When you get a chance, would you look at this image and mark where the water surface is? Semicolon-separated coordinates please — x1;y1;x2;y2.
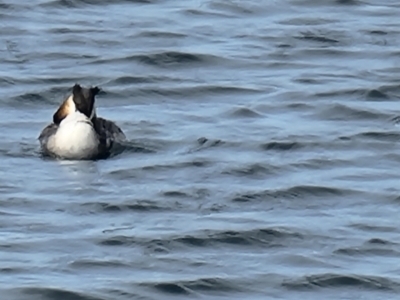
1;0;400;299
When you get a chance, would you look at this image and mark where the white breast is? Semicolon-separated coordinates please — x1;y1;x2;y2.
48;112;100;160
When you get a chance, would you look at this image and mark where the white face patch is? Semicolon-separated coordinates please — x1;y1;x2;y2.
53;91;97;124
64;95;77;114
53;95;77;124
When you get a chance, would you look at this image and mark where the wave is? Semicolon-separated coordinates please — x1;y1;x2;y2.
141;276;244;295
314;103;390;121
283;273;398;291
232;185;361;203
226;107;263;118
339;131;400;142
80;199;168;213
296;31;340;44
10;287;106;300
261;141;304;151
98;227;303;249
313;88;393;101
41;0;154;8
222;163;278;178
89;51;223;68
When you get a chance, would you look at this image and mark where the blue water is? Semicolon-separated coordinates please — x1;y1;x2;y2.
1;0;400;299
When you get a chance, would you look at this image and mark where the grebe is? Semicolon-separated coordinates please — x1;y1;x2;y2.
38;84;125;160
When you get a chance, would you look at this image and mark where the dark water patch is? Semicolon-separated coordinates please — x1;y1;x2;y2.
261;141;304;151
175;229;292;247
145;277;244;295
390;194;400;204
334;245;399;257
313;88;366;99
0;142;40;159
105;142;138;160
106;75;163;85
374;83;400;96
296;31;341;44
284;102;314;112
340;131;400;143
0;77;16;87
0;267;25;274
104;289;146;300
316;104;388;121
126;85;262;100
41;0;153;8
98;235;183;253
276;43;293;49
139;159;213;172
136;30;187;38
197;137;221;146
47;27;107;34
361;131;400;142
227;107;263;118
104;75;201;88
118;140;159;154
293;77;325;85
152;282;191;295
349;223;398;233
162;188;210;200
367;238;395;245
314;86;396;101
391;115;400;125
192;137;224;150
366;89;389;100
339;247;399;256
19;287;106;300
0;3;13;9
232;185;359;203
10;93;51;106
283;273;397;291
91;51;221;68
100;227;302;249
279;17;337;26
31;52;99;61
99;236;134;247
208;1;263;16
162;190;190;198
183;8;235;19
369;30;388;35
69;258;130;269
137;51;208;67
188;85;261;96
290;157;352;171
336;0;361;5
222;163;278;179
293;0;362;8
174;228;302;248
81;200;167;213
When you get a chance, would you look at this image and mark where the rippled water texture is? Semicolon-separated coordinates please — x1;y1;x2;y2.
1;0;400;299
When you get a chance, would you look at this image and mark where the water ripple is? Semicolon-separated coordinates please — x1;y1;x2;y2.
2;0;400;299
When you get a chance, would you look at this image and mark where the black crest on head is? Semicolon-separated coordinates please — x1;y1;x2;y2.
72;83;100;119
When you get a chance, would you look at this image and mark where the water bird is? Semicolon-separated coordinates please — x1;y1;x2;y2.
38;84;126;160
